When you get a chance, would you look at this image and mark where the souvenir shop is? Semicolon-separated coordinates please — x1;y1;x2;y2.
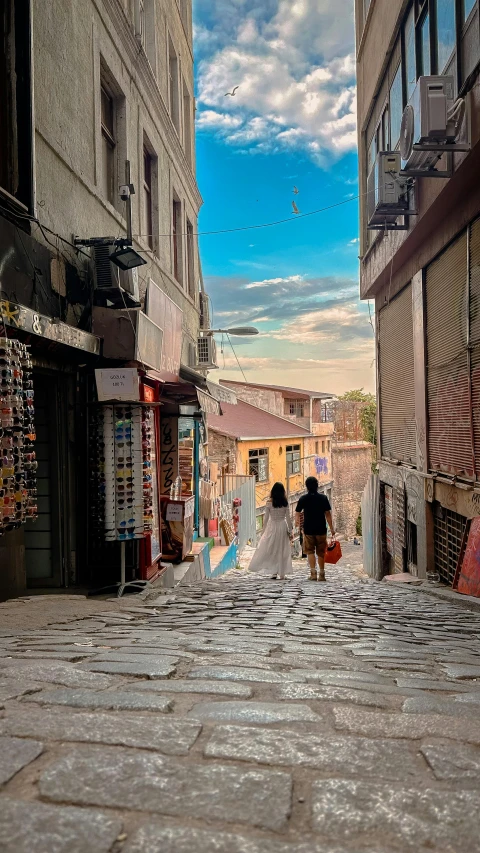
86;363;222;593
0;307;101;601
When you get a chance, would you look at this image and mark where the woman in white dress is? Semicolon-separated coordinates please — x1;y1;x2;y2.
249;482;293;579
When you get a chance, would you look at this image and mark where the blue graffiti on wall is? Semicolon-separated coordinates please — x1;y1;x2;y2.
314;456;329;475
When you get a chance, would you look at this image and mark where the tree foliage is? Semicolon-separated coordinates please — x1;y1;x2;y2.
338;388;377;446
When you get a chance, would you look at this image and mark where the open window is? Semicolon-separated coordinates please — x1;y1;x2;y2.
172;195;183;285
168;38;180;134
249;448;268;482
186;217;195;300
286;445;301;476
0;0;33;213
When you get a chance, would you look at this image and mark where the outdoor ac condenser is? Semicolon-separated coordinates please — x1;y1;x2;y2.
400;75;457;173
93;245;140;308
367;152;410;228
196;335;218;370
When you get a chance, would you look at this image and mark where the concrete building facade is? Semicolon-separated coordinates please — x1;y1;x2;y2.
356;0;480;580
0;0;209;599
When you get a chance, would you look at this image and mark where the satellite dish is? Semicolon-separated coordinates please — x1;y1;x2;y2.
400;104;415;162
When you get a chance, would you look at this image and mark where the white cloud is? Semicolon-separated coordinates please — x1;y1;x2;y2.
269;302;371;345
348;237;359;245
195;110;244;130
196;0;356;162
245;274;304;289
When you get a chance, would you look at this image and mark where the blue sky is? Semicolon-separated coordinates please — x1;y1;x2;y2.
193;0;375;394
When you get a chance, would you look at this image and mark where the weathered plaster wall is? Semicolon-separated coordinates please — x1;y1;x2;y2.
33;0;201;352
333;443;374;539
208;430;237;473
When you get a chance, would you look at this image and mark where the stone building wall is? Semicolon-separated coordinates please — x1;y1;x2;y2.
221;384;284;418
208;430;237;473
332;443;374;539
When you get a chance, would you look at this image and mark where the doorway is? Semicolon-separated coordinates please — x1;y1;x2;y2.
24;371;71;587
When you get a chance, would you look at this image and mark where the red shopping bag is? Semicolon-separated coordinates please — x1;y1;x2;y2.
324;540;342;564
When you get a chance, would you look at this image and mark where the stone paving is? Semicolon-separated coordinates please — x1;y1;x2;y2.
2;553;480;851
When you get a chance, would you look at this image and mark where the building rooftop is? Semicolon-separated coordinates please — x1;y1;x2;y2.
220;380;335;401
208;398;312;440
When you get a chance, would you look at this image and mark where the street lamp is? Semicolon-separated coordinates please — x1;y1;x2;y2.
209;327;259;336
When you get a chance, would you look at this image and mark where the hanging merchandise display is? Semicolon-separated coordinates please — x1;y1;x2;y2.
178;417;195;494
89;403;155;542
0;337;37;534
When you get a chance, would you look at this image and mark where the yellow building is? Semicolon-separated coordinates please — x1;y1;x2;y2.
208;397;334;531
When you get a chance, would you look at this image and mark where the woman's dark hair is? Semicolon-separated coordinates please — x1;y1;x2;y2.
305;476;318;493
270;481;288;508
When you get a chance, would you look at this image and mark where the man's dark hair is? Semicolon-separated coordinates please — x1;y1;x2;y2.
305;476;318;493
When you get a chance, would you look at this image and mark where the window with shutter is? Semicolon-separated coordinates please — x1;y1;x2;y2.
426;232;473;477
469;217;480;475
379;284;416;464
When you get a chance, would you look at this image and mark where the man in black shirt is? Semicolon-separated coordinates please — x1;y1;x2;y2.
295;477;335;581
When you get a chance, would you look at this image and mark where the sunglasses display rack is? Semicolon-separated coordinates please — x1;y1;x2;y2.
0;337;37;535
89;402;156;596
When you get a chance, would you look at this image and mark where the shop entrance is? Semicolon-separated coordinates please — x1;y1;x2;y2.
24;370;71;587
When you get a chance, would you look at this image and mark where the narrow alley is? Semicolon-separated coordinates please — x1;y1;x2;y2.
1;556;480;852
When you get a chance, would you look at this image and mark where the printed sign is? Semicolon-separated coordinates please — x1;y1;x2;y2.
160;416;179;494
95;369;140;401
166;503;184;522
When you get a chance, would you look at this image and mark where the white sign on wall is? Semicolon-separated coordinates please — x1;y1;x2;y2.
95;369;140;401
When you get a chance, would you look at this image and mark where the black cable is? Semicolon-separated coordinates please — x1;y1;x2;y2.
0;201;91;259
14;225;53;309
0;187;363;244
132;193;361;240
226;333;248;382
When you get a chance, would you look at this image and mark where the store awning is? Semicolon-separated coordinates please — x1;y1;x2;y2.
155;368;234;416
196;388;221;416
206;380;237;405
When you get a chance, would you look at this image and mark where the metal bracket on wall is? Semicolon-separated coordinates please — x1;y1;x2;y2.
400;150;455;179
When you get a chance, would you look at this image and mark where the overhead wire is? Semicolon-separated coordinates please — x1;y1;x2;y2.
0;189;367;261
131;193;361;240
226;332;248;382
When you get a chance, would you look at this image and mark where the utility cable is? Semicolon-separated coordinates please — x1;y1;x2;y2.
0;189;365;246
226;332;248;382
131;193;361;240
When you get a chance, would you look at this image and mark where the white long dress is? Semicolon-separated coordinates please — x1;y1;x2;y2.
249;503;293;578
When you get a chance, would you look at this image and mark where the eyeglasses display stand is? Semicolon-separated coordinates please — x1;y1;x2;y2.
0;337;37;535
89;402;156;597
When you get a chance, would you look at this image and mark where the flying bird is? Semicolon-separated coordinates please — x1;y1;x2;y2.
292;200;300;214
225;86;239;96
293;186;299;194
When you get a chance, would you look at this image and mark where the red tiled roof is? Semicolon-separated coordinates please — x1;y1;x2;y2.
220;380;335;400
208;398;311;440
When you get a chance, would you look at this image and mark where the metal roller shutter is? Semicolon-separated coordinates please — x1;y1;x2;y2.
470;217;480;477
379;285;416;464
426;232;474;478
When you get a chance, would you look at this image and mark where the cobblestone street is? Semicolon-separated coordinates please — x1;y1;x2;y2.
2;556;480;852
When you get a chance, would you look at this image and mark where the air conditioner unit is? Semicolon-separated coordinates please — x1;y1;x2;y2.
367;152;414;229
120;267;140;303
93;244;140;308
400;75;462;174
93;244;120;291
196;335;218;370
188;342;197;368
199;291;211;330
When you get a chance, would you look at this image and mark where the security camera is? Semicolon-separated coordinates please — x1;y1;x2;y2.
119;185;130;201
